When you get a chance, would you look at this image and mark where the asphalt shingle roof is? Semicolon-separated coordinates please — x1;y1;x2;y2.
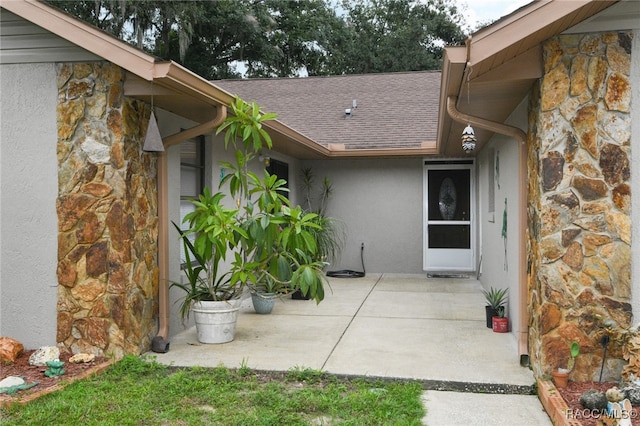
215;71;441;151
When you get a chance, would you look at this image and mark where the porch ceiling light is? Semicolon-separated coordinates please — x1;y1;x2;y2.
461;124;476;153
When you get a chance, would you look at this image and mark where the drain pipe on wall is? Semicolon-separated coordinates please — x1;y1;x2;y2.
446;96;529;359
151;106;228;353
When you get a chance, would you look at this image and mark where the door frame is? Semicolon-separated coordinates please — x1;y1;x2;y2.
423;159;476;272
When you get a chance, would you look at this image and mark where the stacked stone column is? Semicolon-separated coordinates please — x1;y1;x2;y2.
56;62;158;358
528;32;632;381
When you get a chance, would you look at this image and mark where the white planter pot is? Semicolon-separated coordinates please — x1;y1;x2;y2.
192;299;241;344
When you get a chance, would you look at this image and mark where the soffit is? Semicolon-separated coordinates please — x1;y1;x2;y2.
438;0;619;157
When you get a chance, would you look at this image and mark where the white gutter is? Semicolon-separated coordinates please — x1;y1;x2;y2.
446;96;529;359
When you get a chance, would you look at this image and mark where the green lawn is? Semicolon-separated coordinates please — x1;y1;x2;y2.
2;355;425;425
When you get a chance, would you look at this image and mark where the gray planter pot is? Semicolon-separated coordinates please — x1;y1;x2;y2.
251;292;277;314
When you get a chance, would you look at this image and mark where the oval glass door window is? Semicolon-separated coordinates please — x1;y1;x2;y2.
438;177;457;220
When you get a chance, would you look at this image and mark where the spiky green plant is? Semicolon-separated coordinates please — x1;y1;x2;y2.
481;287;508;310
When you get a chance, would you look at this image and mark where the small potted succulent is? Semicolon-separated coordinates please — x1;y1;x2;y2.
482;287;508;329
552;341;580;388
492;305;509;333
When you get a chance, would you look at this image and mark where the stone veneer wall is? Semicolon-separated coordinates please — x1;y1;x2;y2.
528;32;633;381
55;62;158;358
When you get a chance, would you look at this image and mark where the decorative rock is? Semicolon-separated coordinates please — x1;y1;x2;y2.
588;56;607;96
29;346;61;366
605;72;630;112
548;191;580;211
572;176;608;201
561;228;581;247
606;210;631;244
579;389;608;411
541;64;569;111
612;184;631;213
599;143;629;186
562;241;583;270
540;238;564;263
69;353;96;364
542;152;565;191
583;257;612;295
606;387;625;402
579;33;605;56
621;386;640;406
0;337;24;362
571;105;598;157
582;233;612;256
600;111;631;147
570;55;588;97
574;215;606;233
0;376;26;389
539;303;561;334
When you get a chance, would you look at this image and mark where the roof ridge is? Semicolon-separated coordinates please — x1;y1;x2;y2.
213;70;441;84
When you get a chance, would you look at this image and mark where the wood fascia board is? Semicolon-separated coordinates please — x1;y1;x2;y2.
264;120;331;158
2;0;156;77
437;47;466;155
152;62;235;106
468;0;593;70
325;146;439;158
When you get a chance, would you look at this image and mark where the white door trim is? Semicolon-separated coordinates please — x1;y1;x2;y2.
423;159;476;272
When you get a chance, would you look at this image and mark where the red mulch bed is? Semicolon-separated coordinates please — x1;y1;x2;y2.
1;350;112;407
557;381;639;426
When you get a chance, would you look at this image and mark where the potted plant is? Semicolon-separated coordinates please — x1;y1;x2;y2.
492;306;509;333
292;169;345;300
250;277;283;314
172;97;329;337
171;189;245;344
482;287;508;329
552;341;580;388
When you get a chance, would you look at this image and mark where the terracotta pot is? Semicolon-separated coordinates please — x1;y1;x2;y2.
492;316;509;333
552;370;569;388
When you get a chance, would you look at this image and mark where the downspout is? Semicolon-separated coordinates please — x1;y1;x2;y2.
446;96;529;359
151;105;228;353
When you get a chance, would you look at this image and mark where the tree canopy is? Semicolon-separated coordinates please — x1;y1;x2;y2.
46;0;467;79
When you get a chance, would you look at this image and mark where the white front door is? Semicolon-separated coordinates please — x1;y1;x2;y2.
423;160;476;272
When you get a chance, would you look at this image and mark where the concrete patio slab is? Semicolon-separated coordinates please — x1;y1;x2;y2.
148;273;551;425
422;390;553;425
358;290;486;320
151;312;352;371
323;315;532;385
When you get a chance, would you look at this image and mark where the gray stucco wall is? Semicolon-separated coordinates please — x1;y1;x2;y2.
476;97;528;340
0;63;59;347
301;158;424;274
